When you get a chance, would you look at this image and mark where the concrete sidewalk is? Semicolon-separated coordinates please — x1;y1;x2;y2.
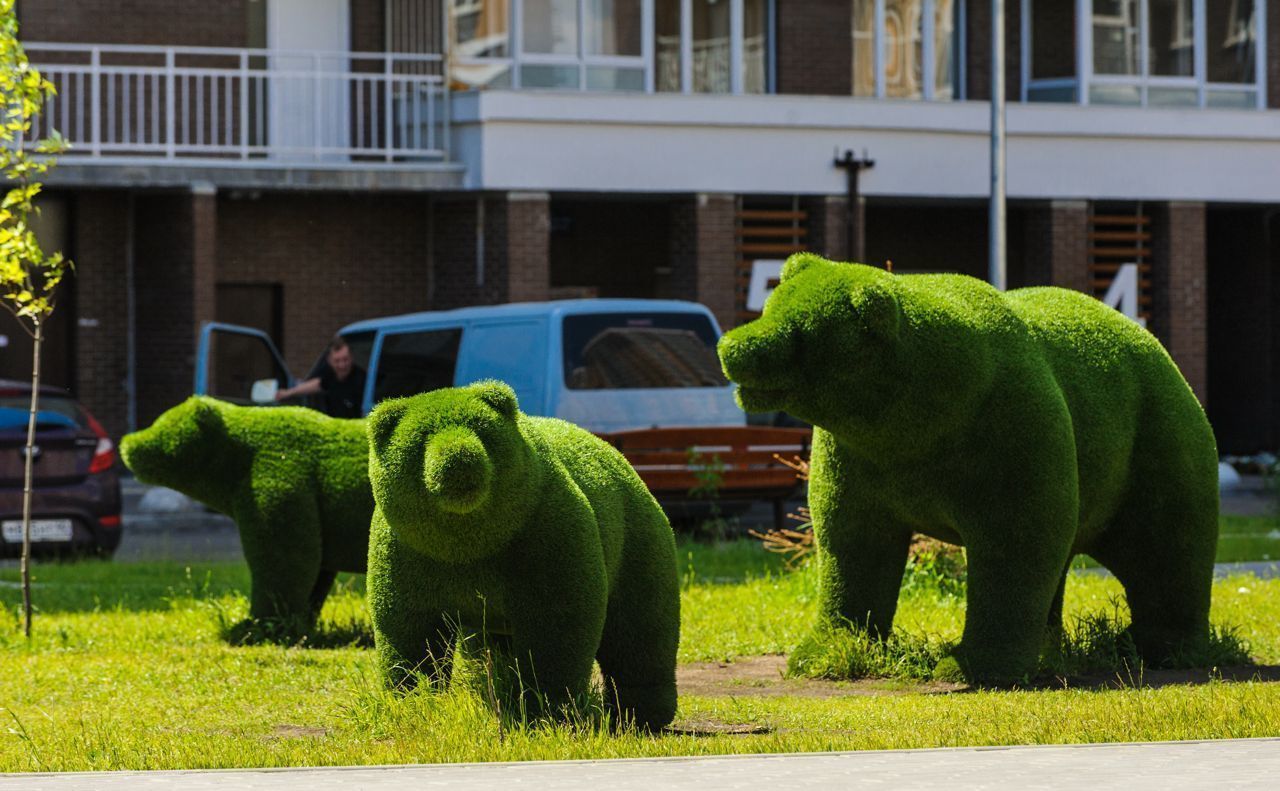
5;739;1280;790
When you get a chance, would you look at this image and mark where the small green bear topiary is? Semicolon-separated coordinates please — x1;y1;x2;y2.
120;397;372;635
366;381;679;731
718;254;1219;684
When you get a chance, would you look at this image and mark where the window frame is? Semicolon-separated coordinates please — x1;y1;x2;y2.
449;0;775;94
1022;0;1267;109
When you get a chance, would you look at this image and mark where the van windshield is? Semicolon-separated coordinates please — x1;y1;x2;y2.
562;313;727;390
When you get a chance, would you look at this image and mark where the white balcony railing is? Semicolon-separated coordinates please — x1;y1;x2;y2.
25;43;450;165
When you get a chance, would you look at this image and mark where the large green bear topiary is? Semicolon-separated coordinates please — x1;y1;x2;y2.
366;381;679;730
120;397;372;634
718;254;1219;684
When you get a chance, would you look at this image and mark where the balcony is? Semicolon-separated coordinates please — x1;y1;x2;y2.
25;42;464;190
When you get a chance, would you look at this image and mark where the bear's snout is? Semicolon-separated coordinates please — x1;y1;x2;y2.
422;427;493;515
717;321;796;412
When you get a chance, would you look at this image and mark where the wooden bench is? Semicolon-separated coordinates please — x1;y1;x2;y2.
597;426;812;528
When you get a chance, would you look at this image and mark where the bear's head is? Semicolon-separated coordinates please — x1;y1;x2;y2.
367;381;533;562
119;396;231;491
718;254;903;432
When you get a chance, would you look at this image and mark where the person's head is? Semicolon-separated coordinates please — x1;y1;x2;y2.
327;337;354;380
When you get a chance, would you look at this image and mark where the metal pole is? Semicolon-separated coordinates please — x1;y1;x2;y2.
989;0;1007;290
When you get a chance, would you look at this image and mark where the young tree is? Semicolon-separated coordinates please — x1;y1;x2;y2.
0;0;70;638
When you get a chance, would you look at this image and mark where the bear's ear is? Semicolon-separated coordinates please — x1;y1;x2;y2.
367;398;409;450
854;284;902;341
191;397;225;432
474;380;518;419
780;252;827;283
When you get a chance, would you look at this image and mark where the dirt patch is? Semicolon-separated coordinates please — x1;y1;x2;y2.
1039;664;1280;690
677;655;963;698
268;724;329;740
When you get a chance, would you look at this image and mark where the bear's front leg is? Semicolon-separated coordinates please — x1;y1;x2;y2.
500;522;608;723
235;488;324;639
809;434;914;636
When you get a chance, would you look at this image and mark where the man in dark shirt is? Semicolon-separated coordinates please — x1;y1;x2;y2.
275;336;367;418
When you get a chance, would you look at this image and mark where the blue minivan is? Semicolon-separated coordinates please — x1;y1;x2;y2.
195;299;745;433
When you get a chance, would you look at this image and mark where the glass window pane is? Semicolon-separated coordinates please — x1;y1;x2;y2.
884;0;924;99
1031;0;1077;79
933;0;957;99
586;65;645;91
1147;86;1197;105
453;0;510;58
453;62;513;89
656;0;681;91
521;63;581;88
692;0;732;93
1206;88;1256;108
373;329;463;403
743;0;768;94
585;0;642;56
1206;0;1256;84
562;313;726;389
1093;0;1139;75
1089;82;1142;104
1027;84;1078;102
852;0;875;96
1148;0;1194;76
523;0;579;55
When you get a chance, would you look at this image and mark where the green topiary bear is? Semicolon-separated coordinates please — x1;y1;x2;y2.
365;381;679;730
718;254;1219;684
120;397;372;635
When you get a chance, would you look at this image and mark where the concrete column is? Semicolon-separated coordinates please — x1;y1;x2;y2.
505;191;551;304
1151;201;1208;406
1024;200;1090;292
694;193;738;330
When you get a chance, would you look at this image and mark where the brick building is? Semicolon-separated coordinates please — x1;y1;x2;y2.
7;0;1280;455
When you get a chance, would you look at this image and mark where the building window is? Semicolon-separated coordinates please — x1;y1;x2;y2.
1023;0;1265;109
850;0;962;100
452;0;772;93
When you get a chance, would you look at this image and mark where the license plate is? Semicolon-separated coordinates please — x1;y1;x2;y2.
2;519;74;543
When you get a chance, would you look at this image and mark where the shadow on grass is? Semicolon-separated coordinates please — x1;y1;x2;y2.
219;616;375;649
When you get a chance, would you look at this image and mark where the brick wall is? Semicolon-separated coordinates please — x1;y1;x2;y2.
72;191;131;436
1023;201;1089;292
775;0;852;96
663;197;698;302
217;192;433;374
804;195;853;262
965;0;1022;101
506;192;550;304
18;0;248;47
1270;0;1280;108
1150;202;1208;407
351;0;385;52
694;194;737;330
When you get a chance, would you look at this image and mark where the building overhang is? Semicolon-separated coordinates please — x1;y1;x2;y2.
43;160;467;193
453;90;1280;203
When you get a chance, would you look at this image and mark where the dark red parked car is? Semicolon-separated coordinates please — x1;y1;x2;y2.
0;380;121;558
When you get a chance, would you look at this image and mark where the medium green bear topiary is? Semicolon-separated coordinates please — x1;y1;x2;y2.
366;381;679;730
718;254;1219;684
120;397;372;635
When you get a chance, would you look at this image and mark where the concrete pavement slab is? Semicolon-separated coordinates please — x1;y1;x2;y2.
4;738;1280;790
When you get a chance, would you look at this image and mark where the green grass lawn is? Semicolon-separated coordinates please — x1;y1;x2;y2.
2;539;1280;771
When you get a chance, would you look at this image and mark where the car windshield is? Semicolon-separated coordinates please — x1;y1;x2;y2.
562;313;727;390
0;396;87;431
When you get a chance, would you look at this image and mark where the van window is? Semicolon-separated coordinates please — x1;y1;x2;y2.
373;328;463;402
461;321;546;413
562;313;727;389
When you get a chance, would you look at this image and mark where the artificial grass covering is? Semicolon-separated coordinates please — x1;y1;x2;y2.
119;397;373;636
366;381;680;731
718;254;1220;684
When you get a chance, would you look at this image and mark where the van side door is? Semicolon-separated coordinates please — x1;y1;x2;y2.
364;325;465;412
194;322;294;404
455;320;549;416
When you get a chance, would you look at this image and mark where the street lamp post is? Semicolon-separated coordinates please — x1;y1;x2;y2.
990;0;1007;291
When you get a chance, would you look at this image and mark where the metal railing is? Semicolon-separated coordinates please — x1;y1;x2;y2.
25;42;451;164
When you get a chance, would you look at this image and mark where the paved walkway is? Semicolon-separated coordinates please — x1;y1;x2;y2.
5;739;1280;790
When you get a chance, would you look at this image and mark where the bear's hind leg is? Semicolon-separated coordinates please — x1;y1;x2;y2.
1088;512;1215;665
595;510;680;732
